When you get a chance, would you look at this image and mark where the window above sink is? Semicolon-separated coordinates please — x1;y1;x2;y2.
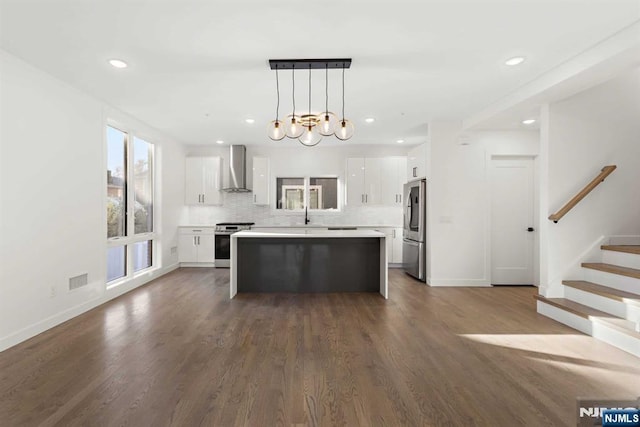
276;177;339;212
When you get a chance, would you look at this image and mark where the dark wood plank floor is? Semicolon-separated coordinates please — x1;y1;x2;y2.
1;268;639;426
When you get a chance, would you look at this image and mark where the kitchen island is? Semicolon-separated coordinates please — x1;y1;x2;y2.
230;229;388;298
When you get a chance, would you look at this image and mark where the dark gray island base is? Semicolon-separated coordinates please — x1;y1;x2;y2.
237;237;380;293
230;230;388;298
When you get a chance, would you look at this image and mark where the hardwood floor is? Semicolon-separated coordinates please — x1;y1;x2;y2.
1;268;639;426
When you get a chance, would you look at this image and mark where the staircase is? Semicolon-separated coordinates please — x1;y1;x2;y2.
536;245;640;358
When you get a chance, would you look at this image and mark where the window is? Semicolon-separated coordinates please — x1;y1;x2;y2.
309;178;338;210
107;125;155;284
133;136;153;234
276;177;338;211
107;127;126;238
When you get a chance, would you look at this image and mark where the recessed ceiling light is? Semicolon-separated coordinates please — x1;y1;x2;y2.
396;139;404;144
108;59;128;69
216;140;224;144
522;119;536;125
365;118;375;123
245;118;255;124
505;56;525;66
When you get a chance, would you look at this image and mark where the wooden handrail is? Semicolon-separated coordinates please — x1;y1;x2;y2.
548;165;617;223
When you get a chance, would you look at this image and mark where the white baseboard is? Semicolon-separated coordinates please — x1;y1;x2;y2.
427;278;491;287
179;262;215;267
538;285;565;298
0;263;179;353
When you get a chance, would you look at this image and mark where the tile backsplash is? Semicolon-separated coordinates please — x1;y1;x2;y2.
187;192;403;226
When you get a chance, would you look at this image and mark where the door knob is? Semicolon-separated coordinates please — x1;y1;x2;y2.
527;227;535;232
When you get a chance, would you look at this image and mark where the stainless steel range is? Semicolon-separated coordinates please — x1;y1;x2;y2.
214;222;254;268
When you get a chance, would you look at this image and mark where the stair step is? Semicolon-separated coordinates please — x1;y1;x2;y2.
601;245;640;255
534;295;615;319
562;280;640;306
535;295;640;338
595;317;640;338
581;262;640;279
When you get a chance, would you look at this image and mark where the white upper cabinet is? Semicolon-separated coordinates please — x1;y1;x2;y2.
407;143;427;181
347;156;406;206
185;157;203;205
380;157;407;206
185;156;222;205
346;158;366;206
252;156;269;205
363;157;382;205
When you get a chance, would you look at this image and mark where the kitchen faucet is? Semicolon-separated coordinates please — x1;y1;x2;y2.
305;206;310;225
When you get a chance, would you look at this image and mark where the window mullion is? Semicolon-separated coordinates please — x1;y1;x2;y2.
126;133;135;277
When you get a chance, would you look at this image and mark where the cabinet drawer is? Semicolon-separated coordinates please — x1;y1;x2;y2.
179;227;215;235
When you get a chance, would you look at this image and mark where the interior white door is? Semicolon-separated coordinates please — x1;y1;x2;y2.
490;157;534;285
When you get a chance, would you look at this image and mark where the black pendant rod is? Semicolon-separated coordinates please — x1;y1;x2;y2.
274;65;280;122
308;64;312;128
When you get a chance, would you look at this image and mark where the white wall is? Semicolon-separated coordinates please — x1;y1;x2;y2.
541;68;640;295
0;50;186;351
428;123;539;286
184;144;410;226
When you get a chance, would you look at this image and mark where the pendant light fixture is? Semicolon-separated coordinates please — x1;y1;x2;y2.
299;64;322;147
335;66;354;141
318;64;337;136
284;68;304;138
267;65;285;141
267;58;352;146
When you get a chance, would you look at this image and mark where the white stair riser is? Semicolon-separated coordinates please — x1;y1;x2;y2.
602;250;640;270
537;301;640;358
583;269;640;294
564;287;640;323
537;301;592;334
592;322;640;358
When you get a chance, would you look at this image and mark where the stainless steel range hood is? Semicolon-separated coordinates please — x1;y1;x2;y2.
222;145;251;192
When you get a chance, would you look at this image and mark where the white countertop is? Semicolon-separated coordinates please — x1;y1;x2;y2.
251;224;400;228
179;224;401;229
232;229;386;238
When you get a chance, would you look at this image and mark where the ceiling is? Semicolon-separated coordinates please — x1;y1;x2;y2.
1;0;639;146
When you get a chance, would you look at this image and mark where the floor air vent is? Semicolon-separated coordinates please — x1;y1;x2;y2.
69;273;88;290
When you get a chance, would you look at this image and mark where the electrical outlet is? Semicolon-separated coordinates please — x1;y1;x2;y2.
50;285;56;298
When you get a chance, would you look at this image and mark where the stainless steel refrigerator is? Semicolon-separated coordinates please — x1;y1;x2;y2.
402;179;427;281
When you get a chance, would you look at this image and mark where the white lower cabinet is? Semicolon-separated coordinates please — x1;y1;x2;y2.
178;228;215;264
391;228;403;264
366;227;403;265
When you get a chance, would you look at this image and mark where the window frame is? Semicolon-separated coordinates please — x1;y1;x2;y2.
106;122;157;287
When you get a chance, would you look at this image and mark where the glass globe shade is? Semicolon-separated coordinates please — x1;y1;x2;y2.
285;115;304;138
317;112;337;136
334;119;355;140
267;120;286;141
298;125;322;147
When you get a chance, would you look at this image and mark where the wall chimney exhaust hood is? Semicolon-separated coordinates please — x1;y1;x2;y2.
223;145;252;192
